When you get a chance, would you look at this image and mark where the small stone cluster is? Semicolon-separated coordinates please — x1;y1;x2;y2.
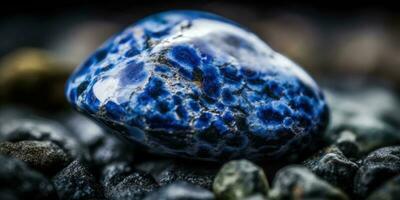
0;82;399;199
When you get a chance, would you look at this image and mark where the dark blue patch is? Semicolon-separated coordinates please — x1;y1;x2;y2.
189;100;200;112
157;100;174;113
145;77;169;98
195;112;212;129
155;65;171;73
176;105;188;121
82;88;100;114
201;63;221;100
119;34;132;44
105;101;126;120
170;45;200;68
120;61;147;85
257;104;286;124
221;65;243;83
125;47;140;57
145;27;172;38
222;111;235;123
222;88;236;105
93;48;108;63
172;95;183;105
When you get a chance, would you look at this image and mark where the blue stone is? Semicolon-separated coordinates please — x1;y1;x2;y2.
65;10;329;161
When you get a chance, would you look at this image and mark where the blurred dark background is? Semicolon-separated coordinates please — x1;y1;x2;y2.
0;1;399;109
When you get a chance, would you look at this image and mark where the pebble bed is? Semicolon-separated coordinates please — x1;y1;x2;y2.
0;82;399;200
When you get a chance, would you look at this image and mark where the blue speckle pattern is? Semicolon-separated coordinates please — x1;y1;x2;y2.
65;10;329;161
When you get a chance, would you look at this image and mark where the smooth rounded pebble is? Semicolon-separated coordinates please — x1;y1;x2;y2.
66;10;329;161
144;181;214;200
268;165;348;200
213;160;269;200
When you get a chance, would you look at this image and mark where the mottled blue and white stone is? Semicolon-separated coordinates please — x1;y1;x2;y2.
65;10;329;161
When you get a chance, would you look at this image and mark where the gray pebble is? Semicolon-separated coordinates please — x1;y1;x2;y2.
60;111;106;149
213;160;269;200
104;169;158;200
354;146;400;198
325;86;400;155
137;159;218;190
144;181;214;200
269;165;348;200
101;161;134;190
92;136;135;168
0;140;72;175
0;155;57;200
303;145;358;193
52;160;104;200
366;175;400;200
0;109;86;160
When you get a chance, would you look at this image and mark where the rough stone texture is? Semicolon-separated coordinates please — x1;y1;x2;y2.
354;146;400;198
104;168;158;200
303;145;359;193
334;135;360;160
101;161;135;191
268;165;348;200
137;159;218;189
52;160;104;200
213;160;269;200
0;140;72;175
144;181;214;200
0;155;57;200
366;175;400;200
65;10;329;161
0;108;86;160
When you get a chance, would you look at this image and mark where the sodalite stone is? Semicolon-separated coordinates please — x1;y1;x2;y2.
65;10;329;161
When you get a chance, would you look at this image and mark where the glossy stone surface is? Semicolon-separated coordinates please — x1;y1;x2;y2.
65;10;329;161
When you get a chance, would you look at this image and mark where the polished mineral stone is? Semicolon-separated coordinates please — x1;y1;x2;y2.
65;10;329;161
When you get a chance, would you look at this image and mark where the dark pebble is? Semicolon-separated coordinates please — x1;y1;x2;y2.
52;160;104;200
101;161;134;190
92;136;135;168
0;109;87;160
104;168;158;200
366;175;400;200
144;181;215;200
325;86;400;156
354;146;400;198
269;165;348;200
335;138;360;160
136;159;218;190
303;145;359;194
0;140;72;175
0;155;57;200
